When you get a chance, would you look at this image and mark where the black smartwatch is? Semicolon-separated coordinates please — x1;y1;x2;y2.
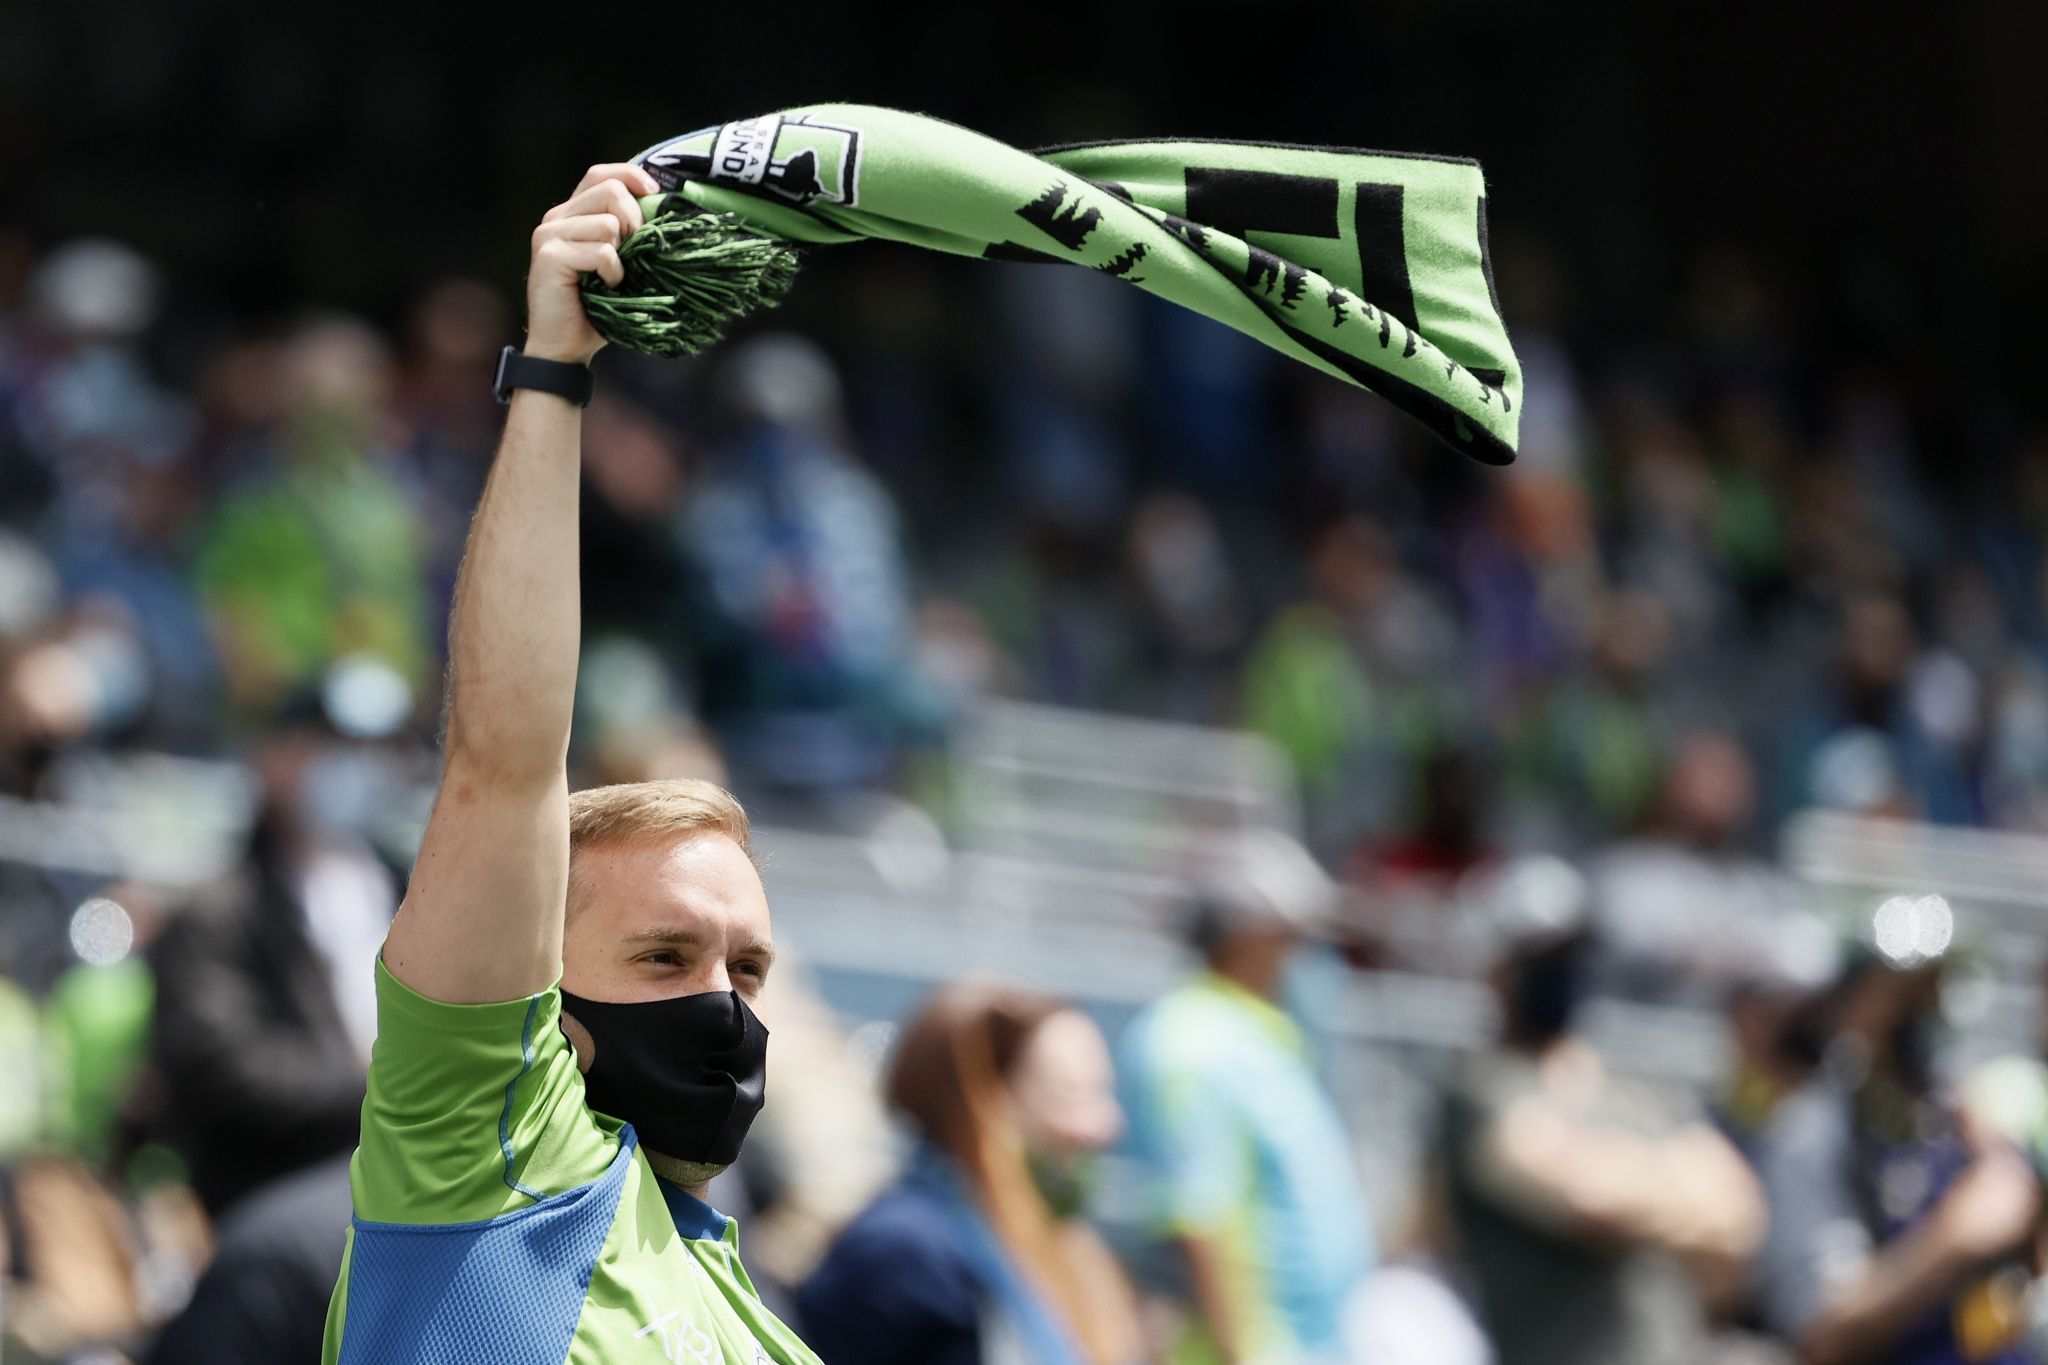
492;346;594;407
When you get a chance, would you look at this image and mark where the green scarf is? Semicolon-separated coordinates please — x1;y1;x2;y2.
584;104;1520;464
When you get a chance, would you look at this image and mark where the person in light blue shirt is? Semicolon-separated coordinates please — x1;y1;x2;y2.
1119;832;1375;1365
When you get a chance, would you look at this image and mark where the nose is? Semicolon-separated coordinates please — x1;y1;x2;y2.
1079;1096;1125;1150
688;958;733;997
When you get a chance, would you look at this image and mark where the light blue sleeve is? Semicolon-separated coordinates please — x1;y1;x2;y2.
1126;1031;1249;1233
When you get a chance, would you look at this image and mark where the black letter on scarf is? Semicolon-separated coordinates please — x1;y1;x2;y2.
1246;247;1284;296
1185;169;1339;241
1281;263;1308;310
1097;242;1147;281
1018;184;1101;253
1161;215;1209;251
1326;286;1352;327
1354;183;1418;334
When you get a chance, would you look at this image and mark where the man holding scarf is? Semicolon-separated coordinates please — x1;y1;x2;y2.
319;160;820;1364
317;98;1520;1362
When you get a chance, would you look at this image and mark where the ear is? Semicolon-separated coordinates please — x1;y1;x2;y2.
559;1010;597;1073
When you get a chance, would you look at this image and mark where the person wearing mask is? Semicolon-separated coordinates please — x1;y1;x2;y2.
1755;926;2040;1365
1438;856;1765;1365
799;982;1143;1364
318;163;820;1362
1119;830;1376;1365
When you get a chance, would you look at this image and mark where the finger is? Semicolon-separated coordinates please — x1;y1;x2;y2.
537;238;624;288
597;178;644;236
573;161;662;200
542;183;624;227
585;178;643;236
542;179;646;235
533;213;628;250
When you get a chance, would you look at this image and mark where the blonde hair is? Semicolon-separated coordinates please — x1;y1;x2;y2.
565;779;754;915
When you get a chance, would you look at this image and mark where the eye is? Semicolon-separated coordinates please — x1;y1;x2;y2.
643;950;681;967
734;960;766;980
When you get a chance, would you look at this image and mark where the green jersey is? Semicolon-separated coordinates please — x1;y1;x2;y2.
321;959;820;1364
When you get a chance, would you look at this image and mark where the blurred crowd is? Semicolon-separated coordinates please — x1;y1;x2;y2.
5;217;2048;1365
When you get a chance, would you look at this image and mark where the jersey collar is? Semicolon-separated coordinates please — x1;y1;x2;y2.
1192;970;1305;1053
657;1180;734;1242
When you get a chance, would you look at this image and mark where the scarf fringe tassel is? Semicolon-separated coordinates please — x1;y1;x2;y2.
580;203;800;357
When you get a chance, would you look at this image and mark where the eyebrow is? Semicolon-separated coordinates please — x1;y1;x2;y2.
623;927;777;966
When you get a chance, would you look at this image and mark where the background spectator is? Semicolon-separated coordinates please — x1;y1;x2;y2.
1438;857;1767;1365
1589;732;1801;1007
1755;944;2041;1364
800;981;1143;1365
1120;833;1376;1364
143;676;403;1218
141;1155;351;1365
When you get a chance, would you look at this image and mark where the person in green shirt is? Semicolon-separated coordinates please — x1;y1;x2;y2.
320;161;820;1364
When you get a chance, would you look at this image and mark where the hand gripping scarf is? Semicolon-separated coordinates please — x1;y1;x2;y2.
584;104;1520;464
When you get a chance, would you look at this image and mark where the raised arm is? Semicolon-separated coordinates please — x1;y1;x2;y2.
381;163;659;1004
1771;1136;2039;1365
1478;1101;1765;1265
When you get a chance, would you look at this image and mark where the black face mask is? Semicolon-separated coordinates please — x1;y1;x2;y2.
558;987;769;1167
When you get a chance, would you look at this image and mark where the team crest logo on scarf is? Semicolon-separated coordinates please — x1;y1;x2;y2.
638;115;864;208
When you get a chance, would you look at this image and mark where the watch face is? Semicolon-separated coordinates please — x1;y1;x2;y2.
491;347;593;406
492;346;517;404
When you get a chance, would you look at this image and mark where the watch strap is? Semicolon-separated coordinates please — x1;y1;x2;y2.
493;346;594;407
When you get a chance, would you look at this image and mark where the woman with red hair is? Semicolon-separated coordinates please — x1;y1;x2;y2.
799;981;1145;1364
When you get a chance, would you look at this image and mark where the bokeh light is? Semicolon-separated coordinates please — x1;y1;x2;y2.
1871;893;1954;967
68;896;135;967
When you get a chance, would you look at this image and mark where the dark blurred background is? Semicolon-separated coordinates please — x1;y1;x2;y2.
7;4;2048;1363
8;1;2047;369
